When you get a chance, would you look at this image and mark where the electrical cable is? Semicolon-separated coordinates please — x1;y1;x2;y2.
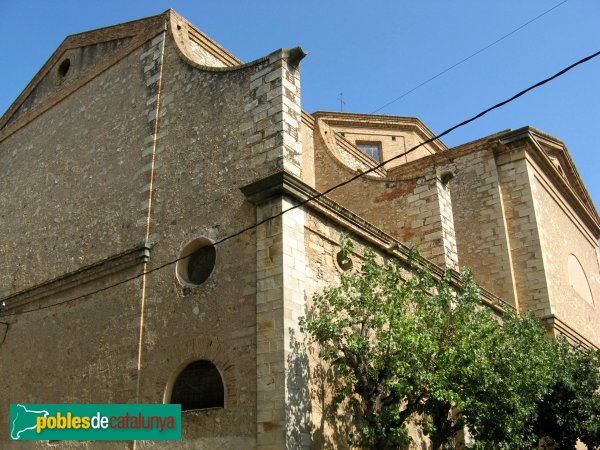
371;0;569;114
1;48;598;318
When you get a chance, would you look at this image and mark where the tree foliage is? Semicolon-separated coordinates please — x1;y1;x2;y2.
300;236;597;449
534;339;600;448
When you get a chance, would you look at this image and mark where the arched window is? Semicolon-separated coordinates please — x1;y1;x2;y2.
170;360;224;411
567;254;593;305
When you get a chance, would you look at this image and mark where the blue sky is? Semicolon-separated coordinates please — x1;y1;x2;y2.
1;0;599;209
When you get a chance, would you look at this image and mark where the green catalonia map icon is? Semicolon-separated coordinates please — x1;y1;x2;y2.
10;404;49;440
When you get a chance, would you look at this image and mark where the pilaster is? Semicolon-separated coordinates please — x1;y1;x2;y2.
244;174;310;449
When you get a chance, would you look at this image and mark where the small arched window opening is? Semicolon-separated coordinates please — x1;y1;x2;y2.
170;360;224;411
58;59;71;78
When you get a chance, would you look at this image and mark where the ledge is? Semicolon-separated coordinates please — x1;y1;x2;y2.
312;111;448;153
541;314;598;350
240;171;509;315
0;245;150;313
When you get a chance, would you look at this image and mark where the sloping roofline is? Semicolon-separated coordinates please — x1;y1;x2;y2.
451;126;600;236
0;9;242;135
2;11;597;236
499;126;600;235
312;110;448;154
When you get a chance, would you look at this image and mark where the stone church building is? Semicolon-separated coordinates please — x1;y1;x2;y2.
1;9;598;449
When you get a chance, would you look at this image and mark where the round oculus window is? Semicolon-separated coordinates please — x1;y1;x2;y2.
176;238;216;286
336;251;353;271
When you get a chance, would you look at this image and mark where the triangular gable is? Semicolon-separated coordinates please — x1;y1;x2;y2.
0;12;168;134
529;128;599;221
0;9;244;142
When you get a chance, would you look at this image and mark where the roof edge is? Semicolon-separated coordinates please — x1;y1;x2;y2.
312;110;448;153
0;11;169;131
499;127;600;236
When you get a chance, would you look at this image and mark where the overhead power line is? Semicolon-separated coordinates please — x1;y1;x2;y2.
371;0;569;114
1;48;599;319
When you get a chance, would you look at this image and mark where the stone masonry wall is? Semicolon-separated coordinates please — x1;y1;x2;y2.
496;145;550;316
530;161;600;347
314;128;458;270
0;45;151;297
8;39;134;126
126;32;258;449
251;197;310;449
434;176;459;270
300;120;316;187
0;29;160;450
301;207;434;448
447;146;517;305
243;48;304;179
127;32;306;449
0;20;309;448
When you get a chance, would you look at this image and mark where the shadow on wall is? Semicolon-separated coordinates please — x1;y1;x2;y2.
287;328;311;448
0;322;8;346
287;327;353;449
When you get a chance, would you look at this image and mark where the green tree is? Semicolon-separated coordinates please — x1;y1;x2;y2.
534;339;600;449
461;310;554;449
301;236;554;449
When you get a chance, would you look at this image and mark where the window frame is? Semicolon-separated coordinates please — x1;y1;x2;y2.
356;141;382;162
167;359;226;412
176;238;217;288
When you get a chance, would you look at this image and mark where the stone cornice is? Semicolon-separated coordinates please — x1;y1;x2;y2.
0;17;167;142
315;118;386;180
168;9;242;68
0;245;150;315
541;314;598;350
0;12;169;135
301;110;315;129
312;111;448;153
528;127;592;213
387;128;513;179
240;170;509;315
498;128;600;237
